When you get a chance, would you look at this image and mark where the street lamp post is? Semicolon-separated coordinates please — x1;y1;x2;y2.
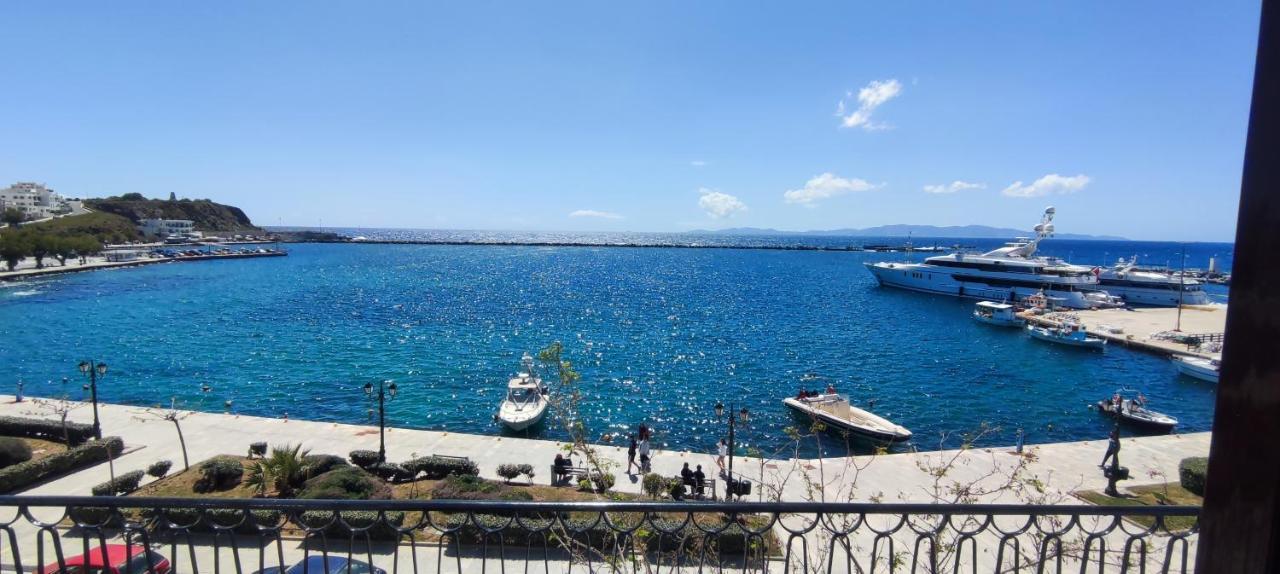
714;401;750;498
78;360;108;440
364;380;398;464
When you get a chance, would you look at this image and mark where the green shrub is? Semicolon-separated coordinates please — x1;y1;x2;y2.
642;473;670;498
91;470;145;496
348;450;379;469
146;460;172;478
1179;457;1208;496
68;506;126;527
365;462;408;483
430;474;502;500
193;456;244;493
0;437;123;494
145;508;282;535
402;455;478;479
0;437;33;468
299;467;390;500
301;454;348;476
248;442;267;458
496;464;523;483
590;472;616;493
0;416;95;446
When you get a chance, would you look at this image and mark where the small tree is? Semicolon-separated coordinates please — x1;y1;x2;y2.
2;208;24;227
0;231;30;271
31;395;86;445
136;398;194;470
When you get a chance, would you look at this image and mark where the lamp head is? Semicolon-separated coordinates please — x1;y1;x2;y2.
78;361;90;374
739;407;750;423
97;363;107;376
363;382;373;395
388;381;398;398
714;402;724;418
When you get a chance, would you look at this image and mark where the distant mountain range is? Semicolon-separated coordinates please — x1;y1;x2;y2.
687;224;1126;241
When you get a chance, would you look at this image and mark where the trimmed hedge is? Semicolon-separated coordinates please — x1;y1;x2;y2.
193;456;244;493
248;442;267;458
91;470;145;496
367;462;411;483
0;437;123;494
442;514;766;554
1179;457;1208;496
295;510;406;540
402;455;479;479
496;463;534;483
302;454;349;476
144;508;283;535
349;450;379;469
0;437;33;468
147;460;173;478
0;415;95;446
299;467;390;500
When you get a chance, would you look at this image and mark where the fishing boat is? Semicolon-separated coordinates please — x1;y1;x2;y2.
1172;355;1220;384
1094;395;1178;432
1026;320;1106;350
783;393;912;442
497;353;548;431
972;301;1023;327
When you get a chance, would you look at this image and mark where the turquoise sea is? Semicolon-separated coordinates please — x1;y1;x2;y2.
0;234;1230;457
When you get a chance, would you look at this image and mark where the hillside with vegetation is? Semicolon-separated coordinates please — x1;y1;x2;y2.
85;193;263;233
0;213;129;271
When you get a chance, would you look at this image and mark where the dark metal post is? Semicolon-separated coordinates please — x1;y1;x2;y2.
377;386;386;464
89;369;101;440
727;407;736;486
1196;0;1280;569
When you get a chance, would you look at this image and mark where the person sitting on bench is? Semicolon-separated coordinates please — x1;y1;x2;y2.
554;454;572;484
693;464;706;496
680;462;694;486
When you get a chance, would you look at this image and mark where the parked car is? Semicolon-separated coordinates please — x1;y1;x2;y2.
37;544;170;574
253;556;385;574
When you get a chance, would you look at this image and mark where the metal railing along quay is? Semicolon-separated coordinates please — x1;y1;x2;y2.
0;496;1200;573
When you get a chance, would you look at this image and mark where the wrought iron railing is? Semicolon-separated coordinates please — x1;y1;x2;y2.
0;496;1199;573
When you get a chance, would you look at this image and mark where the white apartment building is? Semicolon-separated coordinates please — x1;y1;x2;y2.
0;182;68;220
139;218;197;239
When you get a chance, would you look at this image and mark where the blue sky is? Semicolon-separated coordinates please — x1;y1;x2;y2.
0;2;1259;241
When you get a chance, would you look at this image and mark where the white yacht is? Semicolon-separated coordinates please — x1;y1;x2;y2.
864;207;1122;310
1172;355;1220;384
497;353;549;431
1096;256;1211;307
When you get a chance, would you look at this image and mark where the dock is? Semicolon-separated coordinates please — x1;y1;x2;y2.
0;250;287;282
1020;305;1227;359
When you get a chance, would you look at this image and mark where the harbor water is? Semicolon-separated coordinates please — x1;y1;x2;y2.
0;235;1230;457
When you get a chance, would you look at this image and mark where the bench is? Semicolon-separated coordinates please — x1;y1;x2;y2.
550;465;591;486
672;477;717;500
432;454;472;463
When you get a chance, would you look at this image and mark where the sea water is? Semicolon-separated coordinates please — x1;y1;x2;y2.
0;234;1230;457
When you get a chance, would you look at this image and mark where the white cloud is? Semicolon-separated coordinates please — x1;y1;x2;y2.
783;173;880;206
923;181;986;194
690;160;707;167
1001;174;1091;198
569;209;623;220
698;188;747;219
837;79;902;130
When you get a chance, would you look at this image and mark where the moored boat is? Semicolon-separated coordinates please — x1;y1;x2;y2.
1026;321;1106;350
1172;355;1220;384
783;393;912;443
1094;395;1178;432
972;301;1023;327
497;353;549;431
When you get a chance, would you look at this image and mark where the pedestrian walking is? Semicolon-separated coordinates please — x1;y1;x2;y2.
627;435;638;474
716;438;728;471
638;437;651;473
1100;425;1121;468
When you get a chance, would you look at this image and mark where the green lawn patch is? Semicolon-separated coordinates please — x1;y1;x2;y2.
1076;483;1201;532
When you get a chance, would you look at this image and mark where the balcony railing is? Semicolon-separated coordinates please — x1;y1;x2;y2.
0;496;1199;573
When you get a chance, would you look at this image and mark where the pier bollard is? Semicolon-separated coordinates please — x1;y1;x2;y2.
15;382;23;403
1016;428;1024;454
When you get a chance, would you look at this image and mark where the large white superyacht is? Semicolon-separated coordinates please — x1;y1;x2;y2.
1096;256;1212;307
863;207;1121;309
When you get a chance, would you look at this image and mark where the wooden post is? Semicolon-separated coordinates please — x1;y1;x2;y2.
1195;0;1280;570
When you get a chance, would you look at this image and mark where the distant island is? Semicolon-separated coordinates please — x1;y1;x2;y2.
687;225;1126;241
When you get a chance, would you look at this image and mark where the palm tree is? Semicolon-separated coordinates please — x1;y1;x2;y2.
245;444;311;497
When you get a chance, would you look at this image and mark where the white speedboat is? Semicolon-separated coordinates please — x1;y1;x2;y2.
864;207;1124;310
972;301;1023;327
1096;256;1212;307
497;353;548;431
783;393;912;442
1172;355;1220;384
1095;397;1178;432
1027;321;1106;350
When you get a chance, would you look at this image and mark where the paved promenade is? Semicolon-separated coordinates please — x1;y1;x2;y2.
0;396;1210;571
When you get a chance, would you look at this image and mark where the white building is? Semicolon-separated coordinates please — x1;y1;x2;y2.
0;182;68;220
139;218;198;240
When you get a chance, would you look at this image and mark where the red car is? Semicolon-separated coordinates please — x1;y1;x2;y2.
37;544;170;574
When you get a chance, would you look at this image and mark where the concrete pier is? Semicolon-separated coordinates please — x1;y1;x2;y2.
1021;305;1226;359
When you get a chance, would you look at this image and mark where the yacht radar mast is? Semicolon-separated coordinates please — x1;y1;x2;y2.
993;206;1055;259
